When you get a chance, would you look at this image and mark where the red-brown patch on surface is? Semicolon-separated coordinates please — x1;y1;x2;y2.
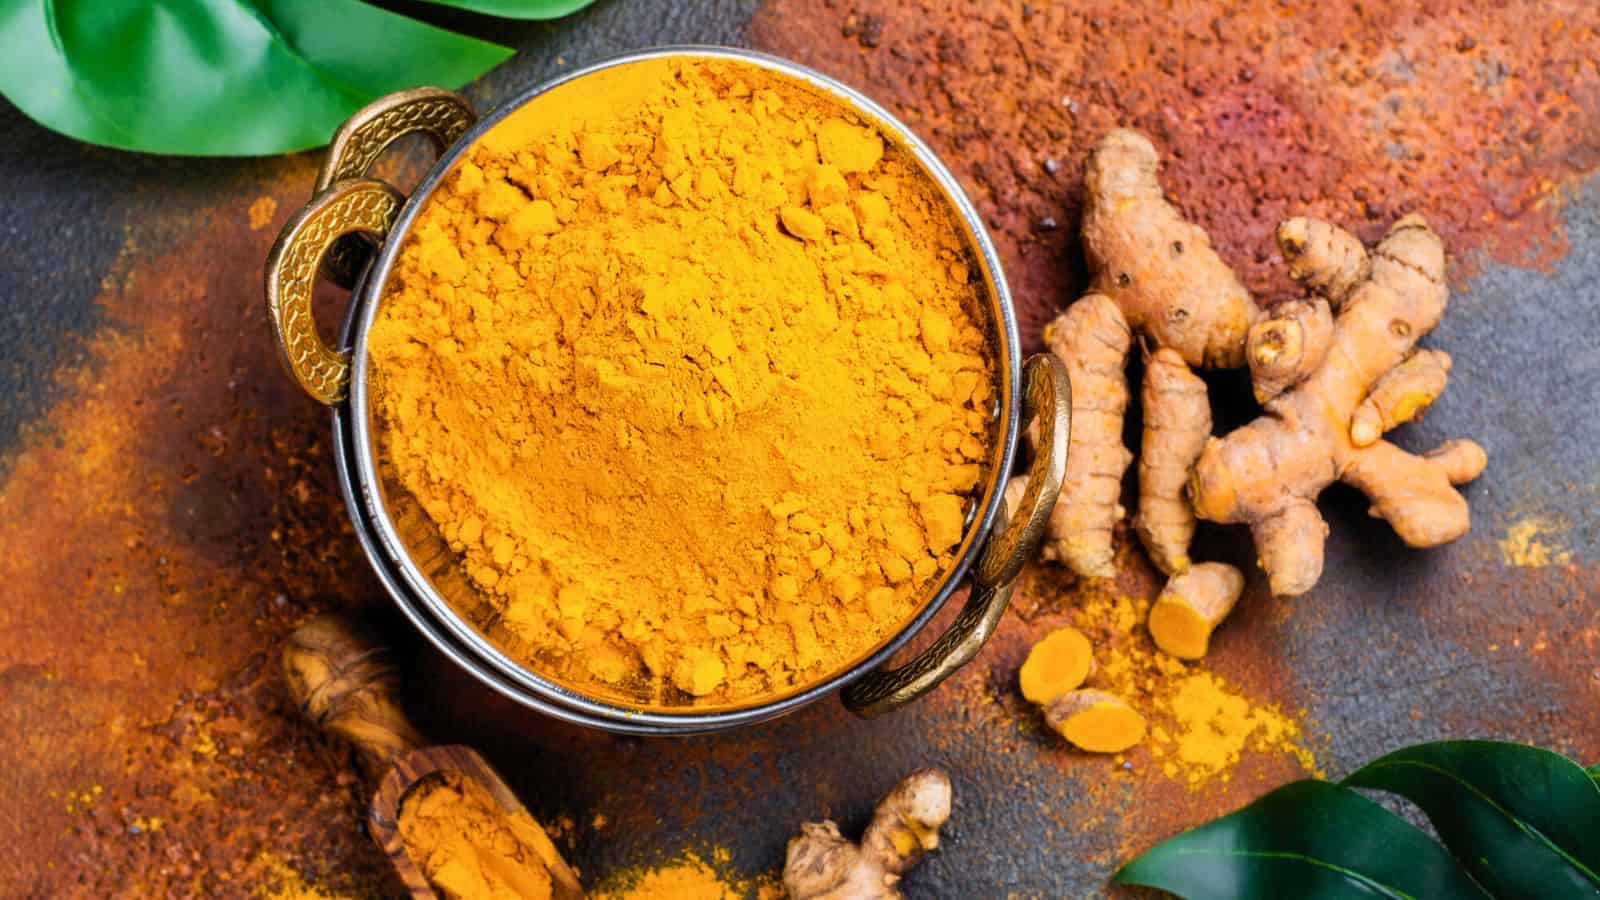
753;0;1600;348
0;174;396;895
1430;556;1600;762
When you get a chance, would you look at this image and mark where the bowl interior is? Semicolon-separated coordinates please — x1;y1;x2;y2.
344;47;1022;724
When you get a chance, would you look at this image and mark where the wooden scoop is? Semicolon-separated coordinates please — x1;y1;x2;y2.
283;614;582;899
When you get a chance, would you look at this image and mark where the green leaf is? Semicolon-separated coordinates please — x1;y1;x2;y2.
419;0;599;19
0;0;512;155
1588;763;1600;788
1345;740;1600;900
1114;781;1490;900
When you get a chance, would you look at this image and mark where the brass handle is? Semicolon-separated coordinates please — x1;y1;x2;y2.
266;178;404;405
842;354;1071;718
282;614;426;779
267;87;478;404
315;87;476;289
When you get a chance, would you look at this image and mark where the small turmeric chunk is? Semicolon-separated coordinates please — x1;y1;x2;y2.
781;205;827;242
807;164;850;206
1147;562;1245;660
1018;626;1094;705
854;191;892;235
498;199;560;248
1045;689;1146;753
816;117;884;174
1246;297;1333;404
1276;215;1371;306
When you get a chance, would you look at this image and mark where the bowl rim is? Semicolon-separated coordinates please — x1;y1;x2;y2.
342;44;1023;730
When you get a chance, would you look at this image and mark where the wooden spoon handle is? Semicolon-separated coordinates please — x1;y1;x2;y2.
283;614;425;778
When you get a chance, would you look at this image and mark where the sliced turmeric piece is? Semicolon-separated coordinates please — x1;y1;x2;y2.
1045;690;1146;753
1018;626;1094;705
1147;562;1245;660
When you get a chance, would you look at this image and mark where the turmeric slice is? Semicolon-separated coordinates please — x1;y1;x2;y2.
1147;562;1245;660
1018;626;1094;705
1045;690;1147;754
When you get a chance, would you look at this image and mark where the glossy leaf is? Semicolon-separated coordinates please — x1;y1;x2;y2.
1345;741;1600;900
1588;763;1599;788
1113;780;1490;900
0;0;512;155
420;0;598;18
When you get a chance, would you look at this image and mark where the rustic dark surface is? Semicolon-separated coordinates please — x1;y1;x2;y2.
0;1;1595;897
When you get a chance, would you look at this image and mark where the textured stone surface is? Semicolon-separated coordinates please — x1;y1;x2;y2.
0;1;1594;896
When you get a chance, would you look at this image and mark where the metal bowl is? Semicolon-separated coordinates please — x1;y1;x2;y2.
268;46;1069;735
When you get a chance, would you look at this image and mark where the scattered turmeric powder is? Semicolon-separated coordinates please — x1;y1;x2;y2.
369;58;997;706
255;852;359;900
1499;516;1574;568
1149;672;1320;787
397;771;568;900
1016;572;1318;786
591;848;780;900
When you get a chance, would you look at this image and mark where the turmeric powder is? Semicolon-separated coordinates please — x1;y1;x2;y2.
369;58;997;706
397;771;567;900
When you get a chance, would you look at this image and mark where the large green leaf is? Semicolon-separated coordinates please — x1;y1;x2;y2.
1588;763;1599;788
420;0;598;18
0;0;512;155
1113;780;1490;900
1345;741;1600;900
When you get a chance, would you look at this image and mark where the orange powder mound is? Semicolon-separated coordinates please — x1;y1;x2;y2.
368;57;997;707
591;849;780;900
397;772;567;900
1149;671;1320;786
1024;573;1319;787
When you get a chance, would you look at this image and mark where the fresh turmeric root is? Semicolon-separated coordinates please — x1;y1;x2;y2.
1350;349;1452;446
1136;348;1212;576
783;769;952;900
1037;294;1133;576
1035;129;1261;581
1245;297;1334;404
1147;562;1245;660
1018;626;1094;704
1044;690;1147;753
1081;129;1261;370
1192;215;1487;596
